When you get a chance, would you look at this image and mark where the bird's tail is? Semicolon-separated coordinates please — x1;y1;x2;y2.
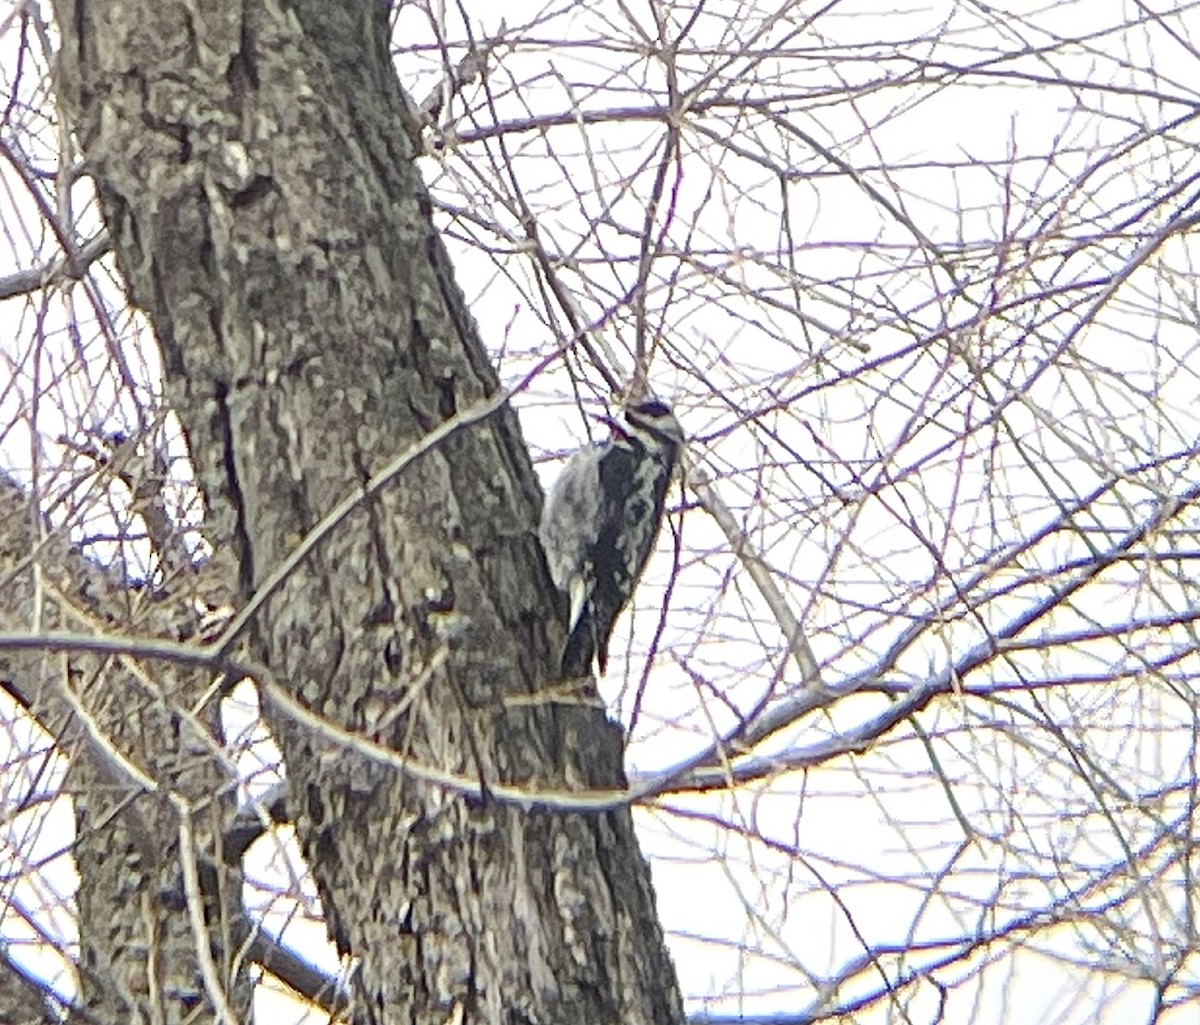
561;609;602;677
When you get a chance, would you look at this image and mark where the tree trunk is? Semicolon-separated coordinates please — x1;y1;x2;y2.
0;478;249;1024
50;2;684;1022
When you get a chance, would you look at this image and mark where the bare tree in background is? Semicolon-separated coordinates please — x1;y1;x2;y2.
1;1;1199;1024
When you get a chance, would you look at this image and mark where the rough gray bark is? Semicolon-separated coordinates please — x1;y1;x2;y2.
0;478;249;1024
50;2;685;1023
0;965;57;1025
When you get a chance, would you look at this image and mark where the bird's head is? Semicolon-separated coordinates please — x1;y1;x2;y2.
619;398;684;449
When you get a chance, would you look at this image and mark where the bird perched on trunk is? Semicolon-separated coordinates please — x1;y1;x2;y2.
539;398;684;676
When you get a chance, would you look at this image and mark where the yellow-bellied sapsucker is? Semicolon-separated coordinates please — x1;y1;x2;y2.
539;399;684;676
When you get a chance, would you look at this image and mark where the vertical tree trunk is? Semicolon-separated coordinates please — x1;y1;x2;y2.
0;480;248;1024
50;2;685;1022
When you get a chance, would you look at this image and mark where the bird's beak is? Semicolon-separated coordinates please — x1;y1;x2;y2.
596;414;628;439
